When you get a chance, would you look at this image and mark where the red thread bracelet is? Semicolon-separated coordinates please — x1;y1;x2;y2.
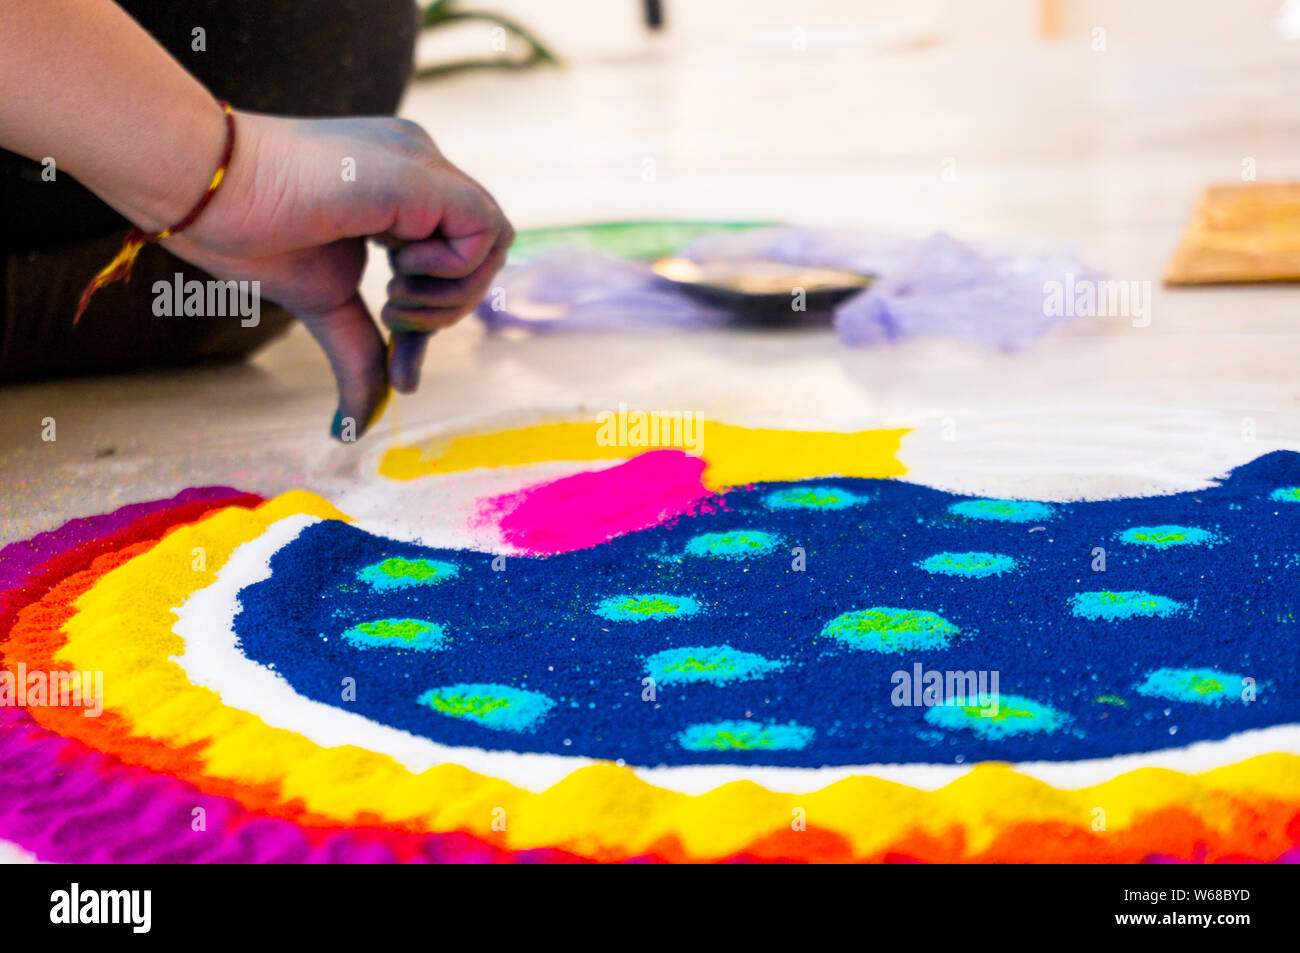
74;100;237;323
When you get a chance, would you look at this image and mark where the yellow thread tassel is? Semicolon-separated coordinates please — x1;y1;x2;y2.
73;229;148;324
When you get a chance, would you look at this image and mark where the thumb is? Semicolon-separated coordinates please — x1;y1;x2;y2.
299;292;391;442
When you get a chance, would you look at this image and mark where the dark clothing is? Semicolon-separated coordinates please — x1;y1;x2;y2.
2;235;297;380
0;0;417;381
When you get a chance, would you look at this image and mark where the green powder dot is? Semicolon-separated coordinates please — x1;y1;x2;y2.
948;499;1056;523
357;557;459;591
821;607;958;653
917;551;1018;578
595;593;701;622
764;486;865;510
684;530;779;560
1117;525;1217;549
341;617;447;651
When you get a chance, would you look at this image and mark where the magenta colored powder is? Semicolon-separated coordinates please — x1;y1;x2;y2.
0;486;246;589
0;491;585;864
0;706;555;862
481;450;719;554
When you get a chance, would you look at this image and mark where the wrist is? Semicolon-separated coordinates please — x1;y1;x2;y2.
110;95;231;234
172;108;270;253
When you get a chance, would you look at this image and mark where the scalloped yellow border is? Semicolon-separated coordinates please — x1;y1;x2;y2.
44;491;1300;860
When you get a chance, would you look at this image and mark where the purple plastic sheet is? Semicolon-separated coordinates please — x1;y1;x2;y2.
678;227;916;276
477;248;731;331
834;232;1105;351
476;227;1101;351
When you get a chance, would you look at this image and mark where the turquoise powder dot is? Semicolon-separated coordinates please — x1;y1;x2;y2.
1135;667;1249;705
357;557;458;591
764;486;866;510
822;607;958;653
417;683;554;732
948;499;1056;523
1069;590;1186;621
1117;525;1217;549
924;694;1068;739
918;551;1019;578
683;530;779;559
677;720;814;752
341;618;448;651
595;593;700;622
644;645;785;687
1270;486;1300;503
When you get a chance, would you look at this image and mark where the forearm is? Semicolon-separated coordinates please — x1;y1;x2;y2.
0;0;226;232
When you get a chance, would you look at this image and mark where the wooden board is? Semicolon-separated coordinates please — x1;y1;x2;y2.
1165;183;1300;285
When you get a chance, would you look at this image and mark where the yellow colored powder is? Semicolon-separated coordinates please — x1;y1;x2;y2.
379;418;910;490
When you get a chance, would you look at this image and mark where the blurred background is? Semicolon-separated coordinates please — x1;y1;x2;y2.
4;0;1300;539
408;0;1300;255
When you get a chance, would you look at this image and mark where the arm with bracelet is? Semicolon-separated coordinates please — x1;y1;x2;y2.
0;0;513;439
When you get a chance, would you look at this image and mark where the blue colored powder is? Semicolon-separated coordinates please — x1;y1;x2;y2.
232;455;1300;768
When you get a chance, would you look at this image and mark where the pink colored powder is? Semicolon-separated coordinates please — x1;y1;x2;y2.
480;450;719;554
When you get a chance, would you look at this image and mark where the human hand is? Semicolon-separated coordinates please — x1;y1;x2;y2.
165;111;513;440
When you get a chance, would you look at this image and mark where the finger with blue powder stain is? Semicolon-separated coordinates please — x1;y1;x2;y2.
389;330;430;393
381;232;501;393
299;292;391;443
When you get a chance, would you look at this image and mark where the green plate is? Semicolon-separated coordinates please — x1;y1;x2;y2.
507;220;778;263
